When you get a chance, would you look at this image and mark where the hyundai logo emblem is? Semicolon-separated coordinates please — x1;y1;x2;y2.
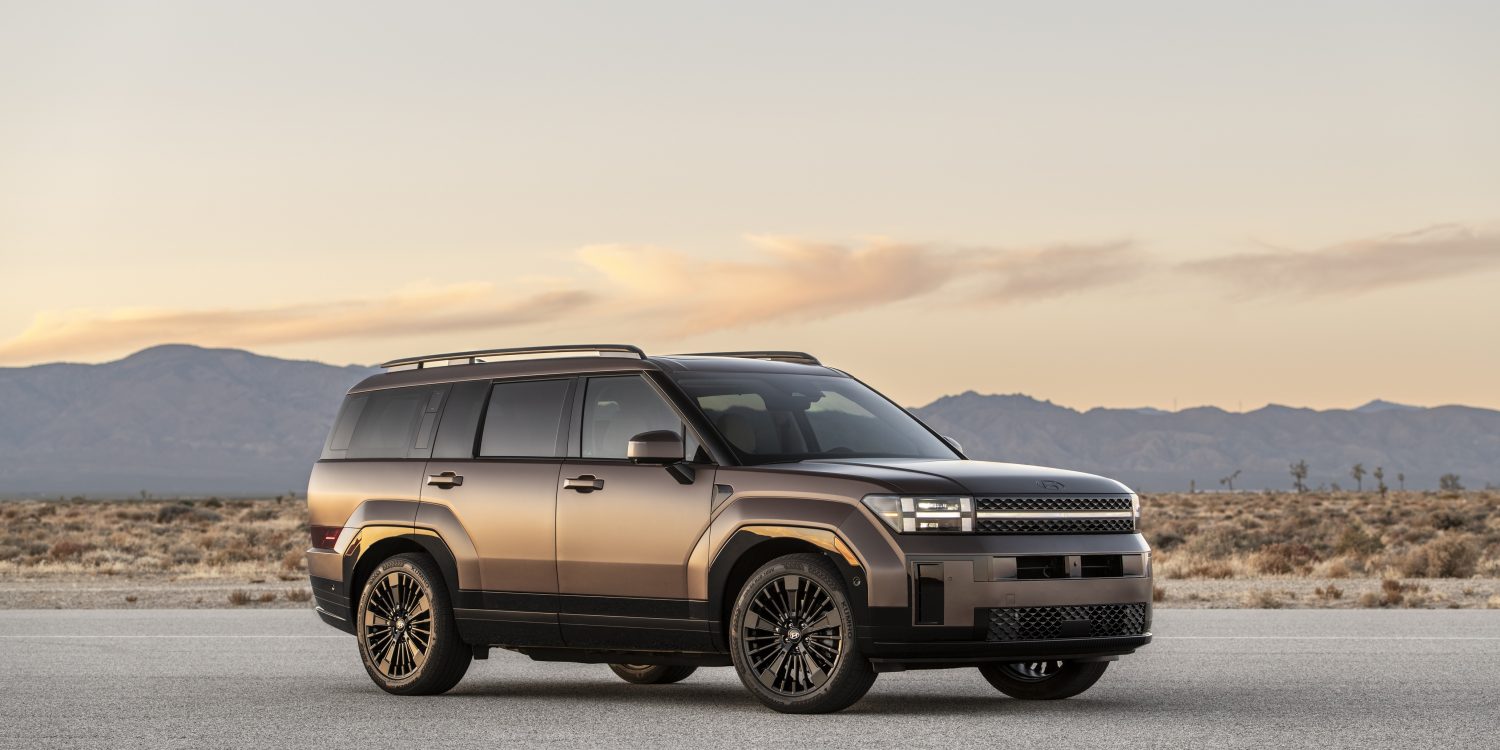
1037;480;1066;490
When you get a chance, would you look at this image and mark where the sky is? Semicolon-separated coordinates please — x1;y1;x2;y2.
2;1;1498;410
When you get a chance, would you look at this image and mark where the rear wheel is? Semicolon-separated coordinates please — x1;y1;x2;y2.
729;553;876;714
608;663;698;684
977;659;1109;700
356;553;471;695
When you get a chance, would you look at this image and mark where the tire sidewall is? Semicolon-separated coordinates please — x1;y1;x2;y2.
978;660;1109;700
357;553;458;693
729;553;872;712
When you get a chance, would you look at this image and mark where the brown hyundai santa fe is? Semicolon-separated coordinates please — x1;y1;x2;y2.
305;345;1151;713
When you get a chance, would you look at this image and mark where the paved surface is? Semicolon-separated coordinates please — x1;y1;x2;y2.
1;609;1497;749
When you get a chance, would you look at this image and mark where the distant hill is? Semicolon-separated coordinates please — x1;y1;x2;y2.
1;346;1495;494
0;345;375;495
913;392;1500;492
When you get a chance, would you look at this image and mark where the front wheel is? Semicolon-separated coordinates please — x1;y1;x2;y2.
608;664;698;684
729;553;876;714
977;660;1109;700
356;553;471;695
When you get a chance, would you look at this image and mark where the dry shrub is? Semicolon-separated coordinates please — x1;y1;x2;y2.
48;540;93;560
1152;585;1166;603
1313;556;1356;578
155;504;193;524
1428;509;1470;531
1314;585;1343;601
124;595;138;603
1488;595;1500;609
285;588;312;603
1335;524;1384;557
1377;577;1428;607
227;590;252;606
1182;526;1241;559
280;549;305;572
256;592;276;603
1162;554;1237;579
1251;543;1318;575
1357;591;1381;608
1242;589;1283;608
1400;533;1480;578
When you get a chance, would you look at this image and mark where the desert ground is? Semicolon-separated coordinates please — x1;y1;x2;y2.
1;491;1496;609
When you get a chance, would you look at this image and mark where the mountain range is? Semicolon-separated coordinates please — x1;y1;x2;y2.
1;345;1494;494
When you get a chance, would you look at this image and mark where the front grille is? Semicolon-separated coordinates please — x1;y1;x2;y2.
975;517;1136;534
976;496;1134;512
986;603;1149;641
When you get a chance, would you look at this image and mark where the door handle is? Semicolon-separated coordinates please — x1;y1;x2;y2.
426;472;464;489
563;475;605;493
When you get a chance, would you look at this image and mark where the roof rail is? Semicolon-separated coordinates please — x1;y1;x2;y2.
679;350;822;366
380;344;646;370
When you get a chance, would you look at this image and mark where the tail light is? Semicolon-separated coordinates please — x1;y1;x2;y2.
310;526;342;550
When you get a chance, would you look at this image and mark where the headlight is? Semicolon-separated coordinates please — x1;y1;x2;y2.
861;495;974;533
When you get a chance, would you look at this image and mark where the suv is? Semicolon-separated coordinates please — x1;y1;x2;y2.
306;345;1151;713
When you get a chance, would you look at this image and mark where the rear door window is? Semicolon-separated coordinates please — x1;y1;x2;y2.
478;379;573;458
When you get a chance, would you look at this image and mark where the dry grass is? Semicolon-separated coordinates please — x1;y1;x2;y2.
1;498;306;582
2;490;1496;610
1145;490;1499;582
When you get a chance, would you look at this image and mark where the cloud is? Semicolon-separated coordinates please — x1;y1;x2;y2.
0;284;596;365
0;236;1145;364
579;236;1144;335
1180;224;1500;297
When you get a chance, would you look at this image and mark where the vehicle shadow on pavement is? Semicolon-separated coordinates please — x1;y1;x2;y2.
387;678;1156;716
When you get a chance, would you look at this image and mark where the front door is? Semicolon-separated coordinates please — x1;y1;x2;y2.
556;374;715;648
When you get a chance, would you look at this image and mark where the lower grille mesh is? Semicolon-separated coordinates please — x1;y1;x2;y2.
975;517;1135;534
986;603;1149;641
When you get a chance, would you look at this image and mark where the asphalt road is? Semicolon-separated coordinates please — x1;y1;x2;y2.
2;609;1496;750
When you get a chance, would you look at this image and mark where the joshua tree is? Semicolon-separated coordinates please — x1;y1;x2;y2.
1440;474;1464;493
1219;470;1241;491
1397;472;1405;491
1290;460;1309;493
1350;463;1366;492
1374;466;1387;497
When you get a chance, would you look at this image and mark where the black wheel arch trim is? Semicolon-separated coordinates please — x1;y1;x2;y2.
343;526;464;615
706;525;869;651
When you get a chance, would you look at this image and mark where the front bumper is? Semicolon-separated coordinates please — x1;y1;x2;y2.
855;533;1153;666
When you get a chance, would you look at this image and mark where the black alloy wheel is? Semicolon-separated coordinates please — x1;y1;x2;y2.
730;554;876;713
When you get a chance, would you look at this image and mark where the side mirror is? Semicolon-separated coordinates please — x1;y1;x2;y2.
627;430;685;464
942;435;965;455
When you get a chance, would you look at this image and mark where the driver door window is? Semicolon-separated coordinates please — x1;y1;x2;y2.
580;375;683;458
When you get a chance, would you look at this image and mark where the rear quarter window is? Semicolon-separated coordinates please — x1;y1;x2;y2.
320;386;446;460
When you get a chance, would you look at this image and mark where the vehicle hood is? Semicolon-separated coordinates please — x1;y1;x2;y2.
755;458;1132;496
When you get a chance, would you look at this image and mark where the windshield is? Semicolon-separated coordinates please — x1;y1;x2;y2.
669;372;958;464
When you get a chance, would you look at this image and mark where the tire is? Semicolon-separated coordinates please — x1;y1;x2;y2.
977;659;1109;700
356;553;471;696
608;663;698;685
729;553;877;714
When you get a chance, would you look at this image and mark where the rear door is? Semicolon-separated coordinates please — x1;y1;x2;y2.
418;377;575;646
556;374;716;648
